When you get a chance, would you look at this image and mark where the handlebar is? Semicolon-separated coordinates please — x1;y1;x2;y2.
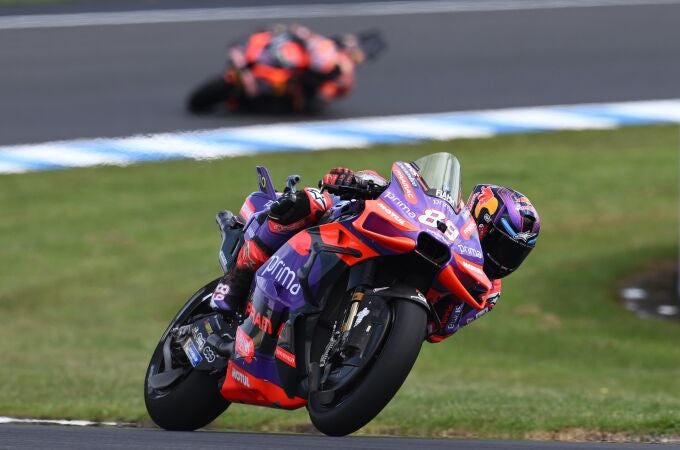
319;182;386;200
285;174;301;194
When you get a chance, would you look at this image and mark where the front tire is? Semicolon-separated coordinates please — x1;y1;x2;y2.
187;77;232;114
144;279;230;430
308;298;427;436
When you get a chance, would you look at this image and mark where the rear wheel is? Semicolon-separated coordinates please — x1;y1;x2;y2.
144;279;230;430
187;77;232;114
307;298;427;436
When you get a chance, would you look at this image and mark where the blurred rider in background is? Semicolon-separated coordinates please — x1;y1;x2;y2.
211;167;541;343
228;23;365;112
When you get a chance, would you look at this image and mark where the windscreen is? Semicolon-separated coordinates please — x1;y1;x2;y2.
412;152;462;212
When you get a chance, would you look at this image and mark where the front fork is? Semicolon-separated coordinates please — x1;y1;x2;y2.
311;259;393;404
319;259;378;367
341;259;378;333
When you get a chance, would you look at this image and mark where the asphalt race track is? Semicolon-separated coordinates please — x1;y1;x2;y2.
1;1;680;145
2;1;680;448
2;424;680;450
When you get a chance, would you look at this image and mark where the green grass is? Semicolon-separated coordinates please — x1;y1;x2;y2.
0;125;679;439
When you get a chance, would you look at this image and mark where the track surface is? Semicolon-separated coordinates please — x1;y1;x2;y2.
2;424;679;450
1;2;679;145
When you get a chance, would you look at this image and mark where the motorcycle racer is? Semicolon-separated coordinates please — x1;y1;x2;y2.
227;23;364;112
211;169;541;343
146;153;541;434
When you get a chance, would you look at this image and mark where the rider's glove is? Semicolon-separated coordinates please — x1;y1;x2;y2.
322;167;355;189
268;188;331;227
268;192;298;223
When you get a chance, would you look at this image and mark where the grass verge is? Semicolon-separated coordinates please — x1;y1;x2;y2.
0;125;678;439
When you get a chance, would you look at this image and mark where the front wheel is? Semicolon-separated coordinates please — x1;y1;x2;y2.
187;76;232;114
144;278;230;430
308;298;427;436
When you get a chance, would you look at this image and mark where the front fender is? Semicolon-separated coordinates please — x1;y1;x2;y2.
367;284;430;312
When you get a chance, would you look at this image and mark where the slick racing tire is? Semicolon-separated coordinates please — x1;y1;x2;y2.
144;279;230;431
308;298;426;436
187;77;232;113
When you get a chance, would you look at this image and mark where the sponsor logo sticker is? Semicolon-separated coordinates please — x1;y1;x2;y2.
514;231;537;243
461;218;477;240
398;162;420;187
202;346;216;363
246;302;274;335
384;191;417;218
459;259;486;279
445;303;465;333
435;189;455;204
263;255;301;295
307;188;327;209
393;166;417;204
193;329;206;350
231;366;251;387
376;201;406;226
235;328;254;363
203;319;214;335
457;244;483;259
275;346;296;368
474;186;499;217
239;201;255;220
182;339;203;367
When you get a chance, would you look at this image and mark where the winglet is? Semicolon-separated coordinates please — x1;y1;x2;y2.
256;166;277;199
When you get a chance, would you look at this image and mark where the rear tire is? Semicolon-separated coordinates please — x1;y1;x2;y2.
144;279;230;430
308;299;427;436
187;77;232;114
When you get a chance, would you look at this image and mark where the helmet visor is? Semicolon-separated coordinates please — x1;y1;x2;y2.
483;227;533;277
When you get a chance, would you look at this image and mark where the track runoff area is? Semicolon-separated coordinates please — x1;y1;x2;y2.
0;98;678;175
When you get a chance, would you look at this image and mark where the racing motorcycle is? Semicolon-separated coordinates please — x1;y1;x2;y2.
144;152;493;436
186;28;385;114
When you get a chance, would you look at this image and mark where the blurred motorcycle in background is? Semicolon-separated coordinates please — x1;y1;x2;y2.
187;24;386;114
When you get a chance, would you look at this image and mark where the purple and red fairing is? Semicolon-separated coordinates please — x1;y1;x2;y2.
219;153;491;409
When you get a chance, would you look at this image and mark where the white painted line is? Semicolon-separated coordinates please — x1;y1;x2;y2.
227;125;370;149
1;0;679;30
0;416;124;427
4;145;131;167
342;117;494;139
604;100;680;122
115;135;246;159
475;108;618;130
1;98;678;175
0;161;29;174
183;145;257;160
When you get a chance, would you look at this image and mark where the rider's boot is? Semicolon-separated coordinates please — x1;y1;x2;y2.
209;265;255;316
210;235;271;316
